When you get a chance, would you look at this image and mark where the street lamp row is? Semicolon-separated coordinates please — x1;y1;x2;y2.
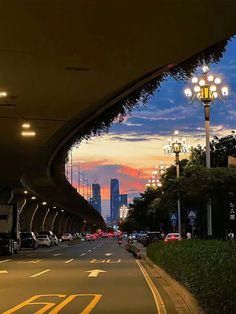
164;131;190;235
184;65;229;236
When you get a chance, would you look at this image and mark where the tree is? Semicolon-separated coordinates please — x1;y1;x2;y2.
188;132;236;168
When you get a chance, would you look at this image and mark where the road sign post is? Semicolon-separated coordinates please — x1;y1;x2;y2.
169;213;177;232
188;210;197;237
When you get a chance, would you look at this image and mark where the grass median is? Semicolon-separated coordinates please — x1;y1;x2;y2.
147;240;236;314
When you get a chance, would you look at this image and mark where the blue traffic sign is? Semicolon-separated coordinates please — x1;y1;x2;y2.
188;210;197;219
169;213;177;221
189;218;195;226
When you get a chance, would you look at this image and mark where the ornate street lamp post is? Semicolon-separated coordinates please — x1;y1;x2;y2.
164;131;190;235
184;65;229;236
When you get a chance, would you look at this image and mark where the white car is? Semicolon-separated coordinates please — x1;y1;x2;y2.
52;235;59;246
37;235;51;247
61;233;73;241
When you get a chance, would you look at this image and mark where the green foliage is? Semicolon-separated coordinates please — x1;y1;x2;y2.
188;132;236;168
147;240;236;314
64;38;232;163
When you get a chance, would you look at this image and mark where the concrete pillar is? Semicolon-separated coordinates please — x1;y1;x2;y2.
63;215;71;233
54;212;65;236
42;208;50;231
20;200;39;231
11;195;27;214
31;205;50;233
44;210;59;232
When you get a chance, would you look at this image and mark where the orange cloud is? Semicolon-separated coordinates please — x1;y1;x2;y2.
117;165;147;179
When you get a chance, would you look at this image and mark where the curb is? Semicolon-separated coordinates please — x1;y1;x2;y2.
141;253;202;314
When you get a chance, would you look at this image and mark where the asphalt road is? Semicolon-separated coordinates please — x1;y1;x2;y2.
0;239;182;314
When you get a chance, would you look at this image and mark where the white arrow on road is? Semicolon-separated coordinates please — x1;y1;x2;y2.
105;253;113;256
86;269;106;277
0;270;8;274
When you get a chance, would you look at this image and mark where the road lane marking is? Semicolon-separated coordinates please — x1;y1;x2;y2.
86;269;106;277
90;259;106;263
0;270;8;274
53;253;62;256
106;259;121;263
105;253;112;256
80;253;86;256
2;294;66;314
88;250;91;252
65;259;74;264
136;260;167;314
17;259;42;264
0;259;11;264
30;269;51;278
2;294;102;314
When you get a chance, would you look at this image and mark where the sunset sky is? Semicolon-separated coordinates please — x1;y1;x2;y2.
71;37;236;218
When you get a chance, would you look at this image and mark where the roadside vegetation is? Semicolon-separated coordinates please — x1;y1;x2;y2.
147;240;236;314
121;133;236;238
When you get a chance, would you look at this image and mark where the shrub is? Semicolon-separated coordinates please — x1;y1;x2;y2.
147;240;236;314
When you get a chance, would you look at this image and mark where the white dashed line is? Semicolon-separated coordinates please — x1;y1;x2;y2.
88;250;91;252
30;269;51;278
0;259;11;264
65;259;74;264
80;253;85;256
53;253;62;257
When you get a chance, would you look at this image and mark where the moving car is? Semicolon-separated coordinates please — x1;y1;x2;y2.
61;233;73;241
38;235;51;247
86;234;96;241
164;233;182;242
20;232;38;250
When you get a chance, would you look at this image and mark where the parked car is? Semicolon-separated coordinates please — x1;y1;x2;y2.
164;233;182;242
20;232;38;250
86;234;96;241
61;233;73;241
38;231;54;246
52;234;59;246
37;235;51;247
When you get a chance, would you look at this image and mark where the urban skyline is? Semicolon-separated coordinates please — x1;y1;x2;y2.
71;38;236;217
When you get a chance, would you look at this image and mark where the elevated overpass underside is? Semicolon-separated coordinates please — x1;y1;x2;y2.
0;0;235;232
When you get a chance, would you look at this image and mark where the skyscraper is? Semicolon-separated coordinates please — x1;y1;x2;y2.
119;194;128;207
90;183;101;214
110;178;120;223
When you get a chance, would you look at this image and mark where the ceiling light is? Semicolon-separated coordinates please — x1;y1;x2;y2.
22;123;31;129
0;91;7;97
21;131;36;137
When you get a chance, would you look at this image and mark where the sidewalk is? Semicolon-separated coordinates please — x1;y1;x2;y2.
132;241;202;314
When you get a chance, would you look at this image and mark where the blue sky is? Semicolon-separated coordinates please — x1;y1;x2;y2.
72;37;236;218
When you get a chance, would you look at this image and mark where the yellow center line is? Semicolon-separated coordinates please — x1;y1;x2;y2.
30;269;51;278
136;260;167;314
65;259;74;264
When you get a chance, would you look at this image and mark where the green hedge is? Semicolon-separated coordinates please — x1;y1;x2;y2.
147;240;236;314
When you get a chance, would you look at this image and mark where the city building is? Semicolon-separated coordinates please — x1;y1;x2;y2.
106;215;111;225
90;183;101;214
119;194;128;207
110;178;120;223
